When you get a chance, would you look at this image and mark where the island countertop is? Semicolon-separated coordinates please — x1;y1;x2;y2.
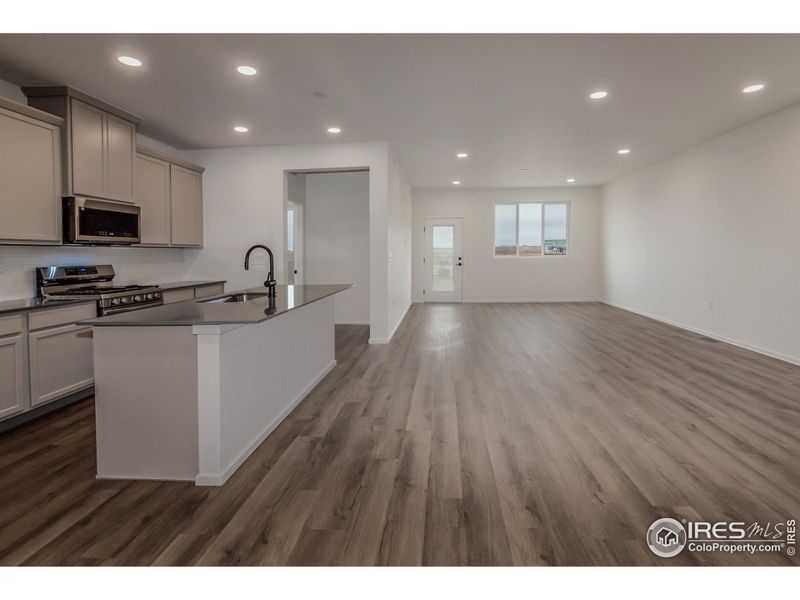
80;284;353;327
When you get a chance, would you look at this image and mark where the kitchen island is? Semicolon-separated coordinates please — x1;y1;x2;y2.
81;284;352;486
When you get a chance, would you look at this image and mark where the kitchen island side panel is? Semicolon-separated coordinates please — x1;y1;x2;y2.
210;295;336;484
93;326;199;481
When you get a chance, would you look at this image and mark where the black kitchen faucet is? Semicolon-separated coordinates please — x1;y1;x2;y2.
244;244;277;297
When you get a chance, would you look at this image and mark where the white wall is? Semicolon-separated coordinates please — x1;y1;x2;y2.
182;141;405;342
412;186;603;303
602;102;800;365
304;171;370;325
387;152;413;337
0;246;188;300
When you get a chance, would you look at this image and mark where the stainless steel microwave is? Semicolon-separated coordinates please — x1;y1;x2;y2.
63;197;141;245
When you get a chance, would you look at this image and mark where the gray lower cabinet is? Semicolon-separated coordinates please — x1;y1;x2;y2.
28;324;94;408
0;98;62;244
162;283;225;304
194;283;225;299
0;333;27;420
162;288;195;304
0;304;95;424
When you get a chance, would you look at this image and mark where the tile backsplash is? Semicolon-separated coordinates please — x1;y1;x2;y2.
0;245;190;300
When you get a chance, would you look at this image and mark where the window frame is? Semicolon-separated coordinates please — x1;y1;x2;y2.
493;201;570;258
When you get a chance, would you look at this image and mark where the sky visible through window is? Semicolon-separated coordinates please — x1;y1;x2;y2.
494;205;516;253
432;225;454;249
544;203;567;240
495;202;568;256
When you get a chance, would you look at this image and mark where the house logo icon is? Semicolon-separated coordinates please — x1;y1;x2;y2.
647;518;687;558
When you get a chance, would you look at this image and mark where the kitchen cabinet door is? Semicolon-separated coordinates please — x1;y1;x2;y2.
29;324;94;408
0;334;27;420
0;105;61;243
170;165;203;247
70;99;106;198
105;114;136;203
135;153;171;245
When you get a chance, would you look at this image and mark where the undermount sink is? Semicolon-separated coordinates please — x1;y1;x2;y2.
202;292;270;304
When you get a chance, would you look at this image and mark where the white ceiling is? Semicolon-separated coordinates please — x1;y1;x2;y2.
1;34;800;188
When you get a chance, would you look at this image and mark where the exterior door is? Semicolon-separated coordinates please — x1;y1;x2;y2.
424;218;463;302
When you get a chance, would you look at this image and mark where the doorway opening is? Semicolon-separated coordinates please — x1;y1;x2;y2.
284;169;370;324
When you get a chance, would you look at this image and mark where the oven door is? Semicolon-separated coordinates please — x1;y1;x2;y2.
64;197;141;245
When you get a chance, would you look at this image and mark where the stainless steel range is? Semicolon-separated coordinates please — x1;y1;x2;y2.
37;265;163;316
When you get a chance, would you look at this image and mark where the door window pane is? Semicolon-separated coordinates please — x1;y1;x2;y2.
544;203;568;255
432;225;455;292
494;205;517;256
287;207;295;284
518;203;542;256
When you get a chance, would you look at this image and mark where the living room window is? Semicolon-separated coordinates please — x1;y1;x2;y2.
494;202;569;256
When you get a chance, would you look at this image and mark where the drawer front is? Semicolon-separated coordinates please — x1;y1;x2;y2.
194;283;225;299
0;314;24;337
162;288;195;304
29;324;94;407
28;303;97;331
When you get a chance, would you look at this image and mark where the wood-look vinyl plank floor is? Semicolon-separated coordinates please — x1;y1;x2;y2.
1;302;798;566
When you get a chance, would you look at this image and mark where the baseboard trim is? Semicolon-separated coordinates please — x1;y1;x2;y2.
464;298;603;304
368;303;412;345
195;358;338;486
602;300;800;367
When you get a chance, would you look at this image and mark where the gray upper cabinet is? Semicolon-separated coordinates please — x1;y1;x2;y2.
0;97;62;244
170;165;203;247
70;99;106;198
105;114;136;202
135;152;171;246
23;86;141;204
135;147;205;248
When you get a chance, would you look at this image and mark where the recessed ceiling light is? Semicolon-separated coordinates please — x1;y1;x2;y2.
237;65;257;76
520;168;529;172
617;148;631;155
456;152;468;158
452;180;461;185
742;83;765;94
589;90;608;100
327;127;341;134
233;126;249;133
118;56;142;67
566;178;576;183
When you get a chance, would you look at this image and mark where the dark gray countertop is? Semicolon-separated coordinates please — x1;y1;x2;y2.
157;280;226;291
80;284;353;327
0;296;95;316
